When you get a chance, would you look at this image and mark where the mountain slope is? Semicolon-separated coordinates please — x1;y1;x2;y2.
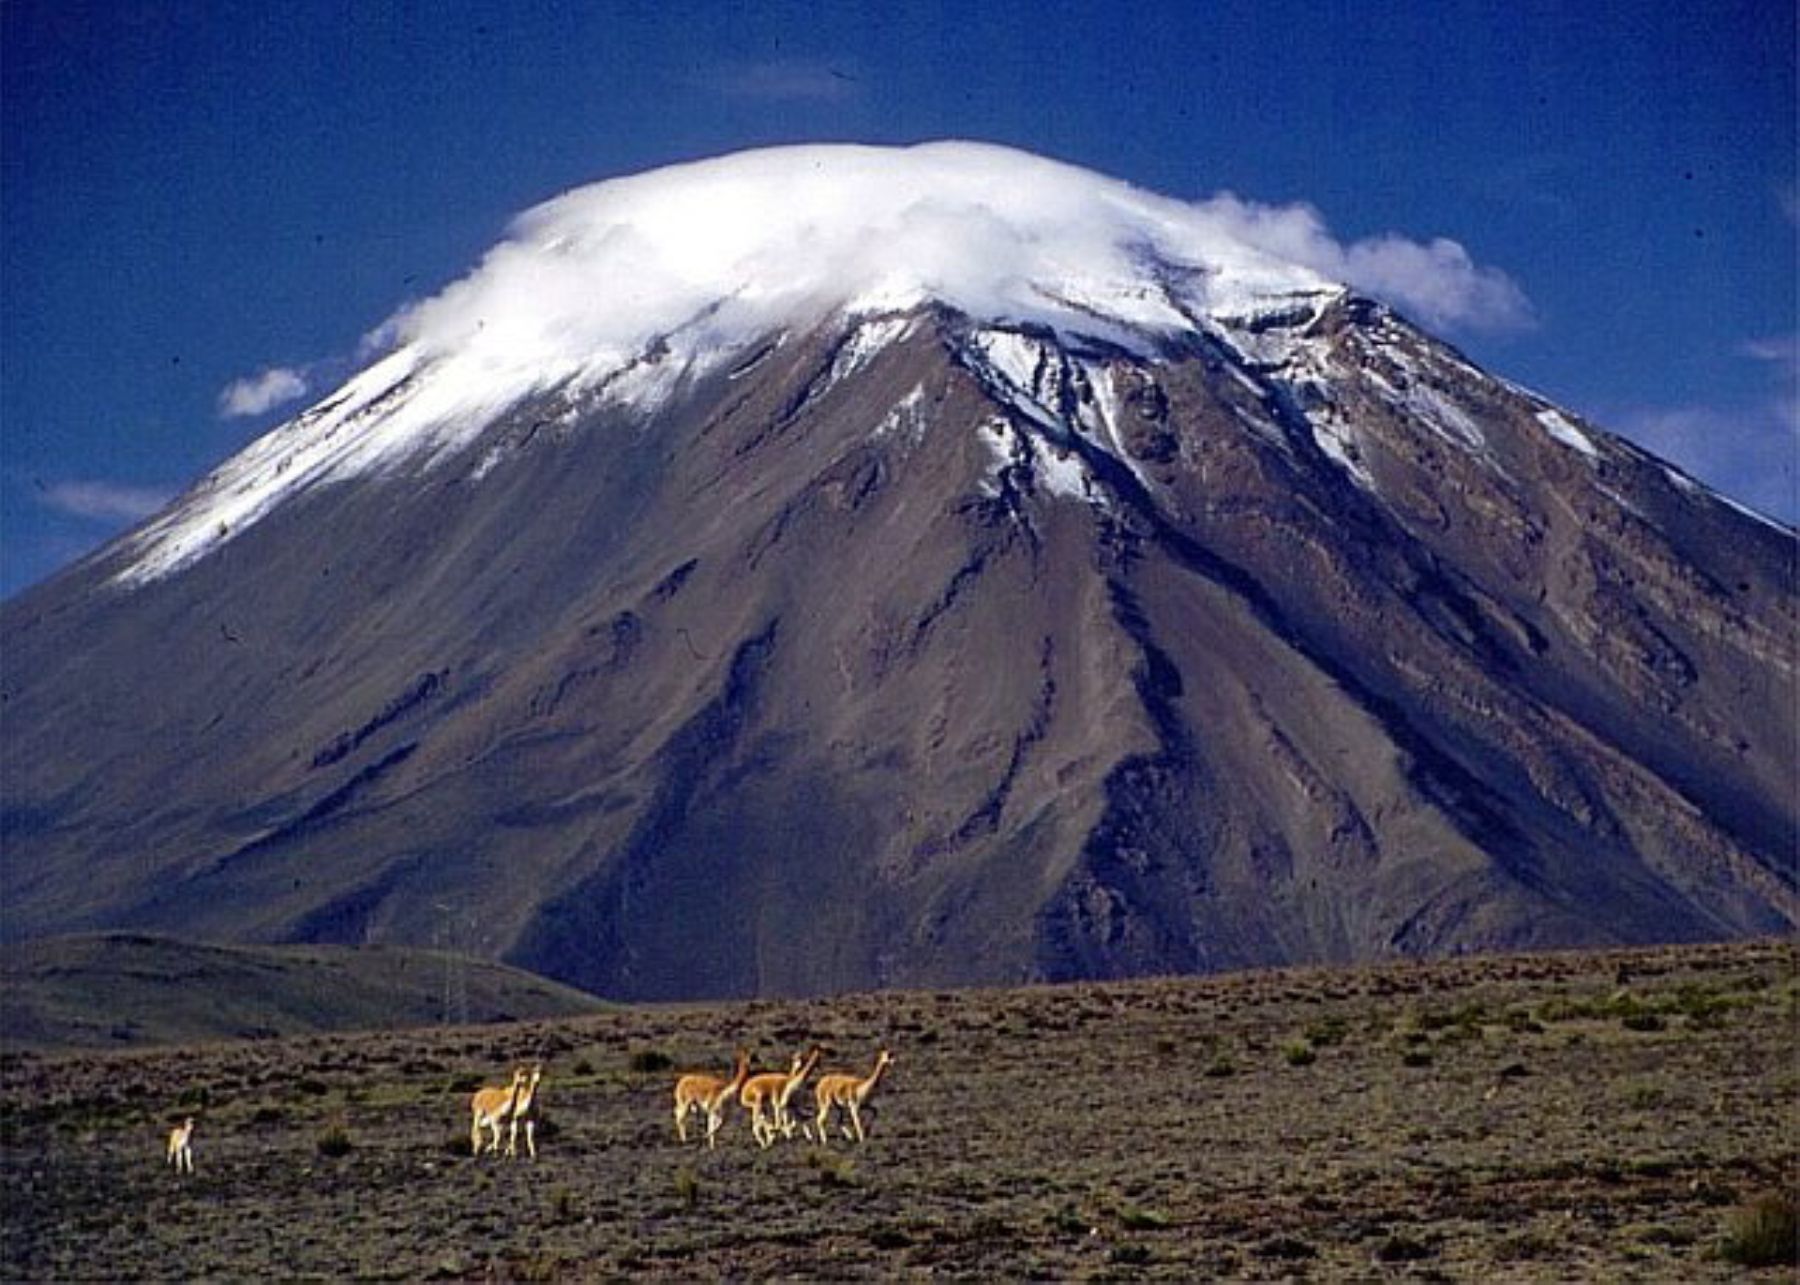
0;934;607;1049
2;144;1793;999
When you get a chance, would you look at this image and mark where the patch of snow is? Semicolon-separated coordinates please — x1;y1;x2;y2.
873;384;929;445
1534;408;1600;459
1308;412;1376;491
829;314;916;387
1083;364;1156;490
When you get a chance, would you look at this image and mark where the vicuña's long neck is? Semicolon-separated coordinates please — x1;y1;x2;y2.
728;1055;750;1093
860;1057;889;1097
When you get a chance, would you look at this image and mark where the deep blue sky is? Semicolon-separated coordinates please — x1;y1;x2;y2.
4;0;1794;596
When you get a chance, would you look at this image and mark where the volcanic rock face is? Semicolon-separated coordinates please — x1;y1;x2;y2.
2;145;1794;999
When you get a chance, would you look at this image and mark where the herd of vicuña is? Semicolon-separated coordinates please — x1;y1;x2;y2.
162;1046;896;1175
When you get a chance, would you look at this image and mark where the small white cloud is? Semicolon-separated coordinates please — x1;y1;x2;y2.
218;366;308;418
1196;195;1533;333
39;479;174;523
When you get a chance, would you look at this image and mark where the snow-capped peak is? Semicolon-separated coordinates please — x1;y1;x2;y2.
113;143;1358;584
381;141;1336;367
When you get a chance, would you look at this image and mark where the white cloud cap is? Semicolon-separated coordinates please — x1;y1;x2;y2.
377;141;1530;385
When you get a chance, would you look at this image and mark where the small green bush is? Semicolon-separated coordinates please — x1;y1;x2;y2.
1719;1193;1798;1268
629;1049;673;1074
1377;1233;1434;1262
316;1123;354;1157
673;1166;700;1209
1303;1015;1350;1047
1282;1039;1317;1067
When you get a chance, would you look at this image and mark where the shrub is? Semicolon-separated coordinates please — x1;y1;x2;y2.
1401;1049;1434;1069
1502;1007;1546;1034
1719;1193;1798;1268
673;1166;700;1209
1377;1233;1434;1262
551;1187;578;1224
806;1149;856;1187
1303;1015;1350;1047
629;1049;673;1074
316;1122;354;1157
1118;1206;1169;1230
1282;1039;1317;1067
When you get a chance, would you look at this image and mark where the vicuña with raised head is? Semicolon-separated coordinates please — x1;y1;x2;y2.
771;1045;823;1143
505;1063;544;1159
812;1048;895;1145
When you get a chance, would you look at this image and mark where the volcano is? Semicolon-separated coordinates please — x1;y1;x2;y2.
3;143;1794;1000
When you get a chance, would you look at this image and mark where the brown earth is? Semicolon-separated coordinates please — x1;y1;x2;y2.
3;939;1795;1281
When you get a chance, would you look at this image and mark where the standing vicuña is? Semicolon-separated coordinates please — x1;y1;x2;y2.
673;1048;749;1149
505;1063;543;1159
739;1051;803;1149
812;1048;895;1145
771;1045;823;1142
166;1116;195;1174
470;1067;525;1156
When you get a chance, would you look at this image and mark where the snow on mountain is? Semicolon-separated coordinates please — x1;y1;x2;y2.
115;143;1358;583
108;141;1760;587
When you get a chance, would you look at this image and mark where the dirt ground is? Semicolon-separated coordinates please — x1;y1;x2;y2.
3;939;1795;1281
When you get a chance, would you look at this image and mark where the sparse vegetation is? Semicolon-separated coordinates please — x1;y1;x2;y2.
1718;1193;1798;1268
315;1120;354;1157
628;1049;673;1074
1;939;1791;1280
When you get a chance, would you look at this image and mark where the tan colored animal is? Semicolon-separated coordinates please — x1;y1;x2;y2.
166;1116;195;1174
771;1045;823;1142
673;1048;749;1149
739;1051;803;1149
812;1048;895;1145
469;1067;526;1156
504;1063;544;1159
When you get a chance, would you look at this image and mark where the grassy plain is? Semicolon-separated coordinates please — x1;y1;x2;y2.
2;940;1795;1280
